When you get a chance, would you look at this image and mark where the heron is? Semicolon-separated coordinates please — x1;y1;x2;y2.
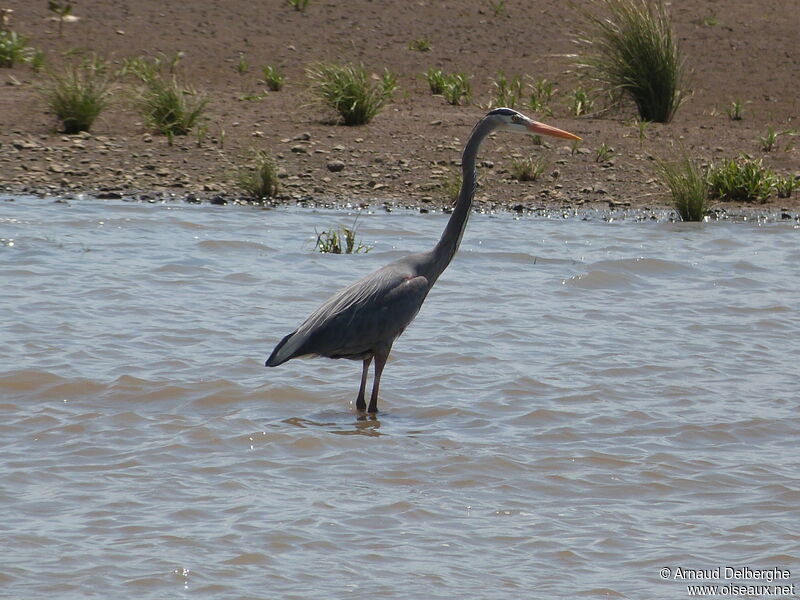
266;108;581;413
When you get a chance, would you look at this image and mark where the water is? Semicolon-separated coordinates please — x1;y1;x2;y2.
2;196;799;599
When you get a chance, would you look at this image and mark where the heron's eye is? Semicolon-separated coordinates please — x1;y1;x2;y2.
511;115;521;124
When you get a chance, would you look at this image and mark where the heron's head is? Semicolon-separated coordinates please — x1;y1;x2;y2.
486;107;581;141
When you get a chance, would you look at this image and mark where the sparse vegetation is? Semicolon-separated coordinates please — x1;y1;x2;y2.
117;52;182;83
42;58;114;134
307;63;395;125
489;0;506;17
139;76;208;136
235;53;249;76
575;0;686;123
315;221;372;254
707;156;776;203
527;78;555;116
288;0;309;11
775;175;798;199
408;38;431;52
635;119;650;145
491;72;523;109
510;155;547;182
237;150;280;200
262;65;285;91
47;0;73;38
655;154;708;221
0;29;31;68
596;142;614;162
759;127;778;152
425;68;471;105
441;170;462;204
569;87;595;116
726;99;743;121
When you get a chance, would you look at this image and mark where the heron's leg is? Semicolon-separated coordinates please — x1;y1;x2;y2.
356;357;372;411
367;351;388;414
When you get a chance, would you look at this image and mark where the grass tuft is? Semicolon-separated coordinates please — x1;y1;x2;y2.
707;156;775;203
775;175;798;199
307;63;394;125
425;68;471;105
315;220;372;254
139;76;208;136
655;154;708;221
491;72;523;109
237;150;280;201
262;65;285;91
0;29;32;68
527;78;555;116
42;58;114;134
575;0;686;123
510;156;547;182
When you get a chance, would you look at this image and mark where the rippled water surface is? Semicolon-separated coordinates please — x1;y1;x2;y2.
2;196;799;599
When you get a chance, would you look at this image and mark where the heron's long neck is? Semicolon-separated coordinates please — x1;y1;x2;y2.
427;119;494;284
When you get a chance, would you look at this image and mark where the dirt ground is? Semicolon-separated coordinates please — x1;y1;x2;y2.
1;0;798;215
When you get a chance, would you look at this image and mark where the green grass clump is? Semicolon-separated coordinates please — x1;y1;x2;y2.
262;65;285;91
139;76;208;136
775;175;798;199
425;68;471;105
0;29;32;68
42;59;114;134
315;222;371;254
510;156;547;182
307;63;394;125
288;0;309;11
117;52;182;83
237;150;280;200
408;38;431;52
727;99;743;121
491;72;523;109
527;78;555;116
655;154;708;221
575;0;686;123
707;156;775;203
569;87;595;116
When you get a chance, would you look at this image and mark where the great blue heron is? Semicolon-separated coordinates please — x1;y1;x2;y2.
266;108;581;412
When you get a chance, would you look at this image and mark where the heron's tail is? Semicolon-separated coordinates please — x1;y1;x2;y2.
265;331;297;367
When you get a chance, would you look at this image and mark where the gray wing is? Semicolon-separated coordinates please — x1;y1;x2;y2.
266;262;430;366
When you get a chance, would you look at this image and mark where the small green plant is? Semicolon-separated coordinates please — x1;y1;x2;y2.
380;68;398;97
425;68;447;94
288;0;309;11
775;174;798;199
569;87;595;116
655;154;708;221
307;63;394;125
424;68;471;105
441;170;462;204
408;38;431;52
489;0;506;17
510;155;547;182
262;65;285;91
759;127;779;152
726;99;743;121
595;142;614;162
700;15;718;27
635;119;650;145
315;221;372;254
47;0;73;38
117;52;182;83
527;78;555;115
235;54;249;75
29;48;45;72
0;29;31;67
491;71;523;109
42;58;114;134
139;76;208;136
707;156;776;203
441;73;471;105
237;150;280;200
575;0;686;123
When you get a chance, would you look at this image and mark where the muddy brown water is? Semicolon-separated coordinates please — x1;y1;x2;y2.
2;196;798;599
